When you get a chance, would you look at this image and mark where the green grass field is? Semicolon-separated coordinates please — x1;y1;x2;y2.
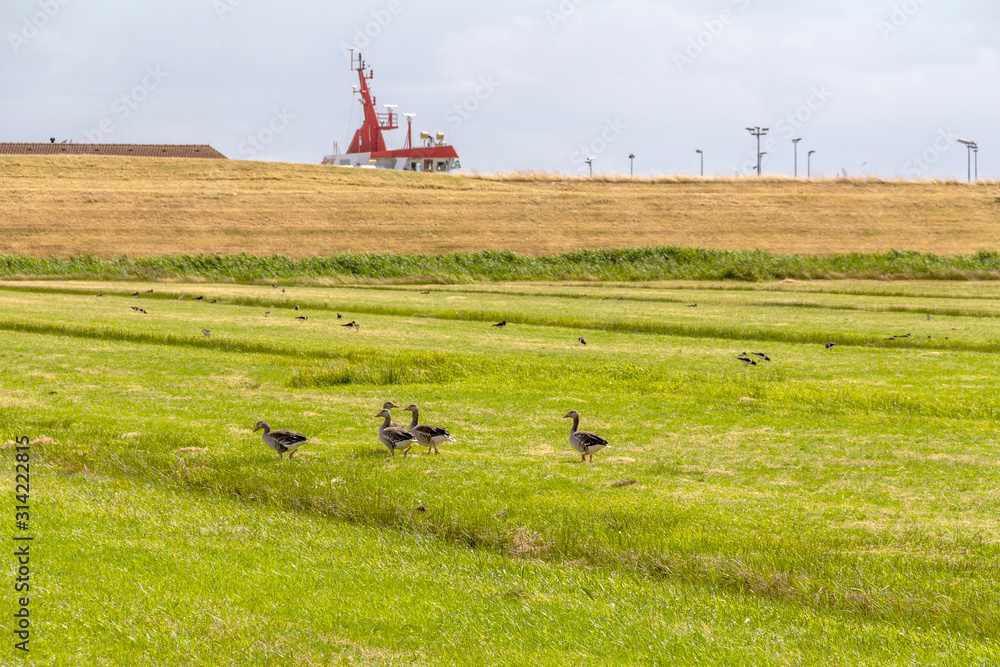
2;279;999;665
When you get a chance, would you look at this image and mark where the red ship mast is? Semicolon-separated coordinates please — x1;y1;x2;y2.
347;50;398;154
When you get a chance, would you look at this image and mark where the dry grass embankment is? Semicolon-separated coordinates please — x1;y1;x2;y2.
1;155;998;258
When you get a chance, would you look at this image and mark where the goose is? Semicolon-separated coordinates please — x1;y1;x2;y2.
382;401;403;427
375;408;416;457
403;404;455;455
563;410;609;463
253;420;308;459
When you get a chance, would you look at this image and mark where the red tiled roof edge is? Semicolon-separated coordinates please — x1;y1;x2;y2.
0;143;228;159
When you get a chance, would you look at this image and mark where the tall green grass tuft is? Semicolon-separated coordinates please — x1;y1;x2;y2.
4;248;1000;282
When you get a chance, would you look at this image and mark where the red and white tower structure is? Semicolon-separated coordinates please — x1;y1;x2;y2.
323;51;460;173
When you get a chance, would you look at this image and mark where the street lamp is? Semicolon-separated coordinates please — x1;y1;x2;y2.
958;139;978;183
629;153;635;177
585;156;594;177
746;126;769;176
695;149;703;177
807;150;816;178
792;138;802;178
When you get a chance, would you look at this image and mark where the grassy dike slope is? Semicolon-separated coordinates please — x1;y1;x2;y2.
2;155;999;258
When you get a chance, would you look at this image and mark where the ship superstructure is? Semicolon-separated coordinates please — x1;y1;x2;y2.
323;51;459;173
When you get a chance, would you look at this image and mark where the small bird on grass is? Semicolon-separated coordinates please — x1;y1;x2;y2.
564;410;610;463
825;342;837;349
343;321;361;331
145;289;153;294
749;352;770;362
294;305;300;311
202;329;211;337
404;404;455;455
736;356;757;366
375;408;416;457
493;321;507;328
296;316;308;321
194;296;204;301
578;337;587;345
337;313;343;319
131;306;140;312
131;292;139;297
253;420;309;459
264;311;271;318
138;308;147;314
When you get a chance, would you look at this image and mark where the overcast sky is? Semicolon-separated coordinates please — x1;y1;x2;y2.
1;1;997;179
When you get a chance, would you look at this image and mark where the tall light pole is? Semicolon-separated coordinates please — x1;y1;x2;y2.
696;149;703;177
585;157;594;177
958;139;977;183
973;145;979;182
629;153;635;177
792;138;802;178
808;150;816;178
746;126;769;176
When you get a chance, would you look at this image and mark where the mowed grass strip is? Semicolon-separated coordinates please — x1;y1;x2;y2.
27;469;993;666
1;281;999;651
2;155;1000;257
1;280;998;354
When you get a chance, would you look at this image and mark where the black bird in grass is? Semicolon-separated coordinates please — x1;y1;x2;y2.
131;292;139;297
343;321;361;331
194;296;204;301
131;306;140;312
492;321;507;328
736;356;757;366
825;342;837;349
337;313;343;319
296;316;308;321
145;289;153;294
420;291;431;295
750;352;770;362
885;335;898;341
138;308;147;314
209;300;218;304
578;337;587;345
687;303;698;308
272;284;278;289
294;305;300;311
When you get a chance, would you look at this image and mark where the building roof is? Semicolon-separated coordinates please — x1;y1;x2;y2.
0;143;227;159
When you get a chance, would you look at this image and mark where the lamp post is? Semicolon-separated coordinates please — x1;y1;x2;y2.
696;149;703;177
958;139;978;183
807;150;816;178
629;153;635;177
792;138;802;178
746;126;769;176
585;157;594;177
974;145;979;182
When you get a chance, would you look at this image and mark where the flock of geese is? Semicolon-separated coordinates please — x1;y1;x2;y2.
253;404;610;463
